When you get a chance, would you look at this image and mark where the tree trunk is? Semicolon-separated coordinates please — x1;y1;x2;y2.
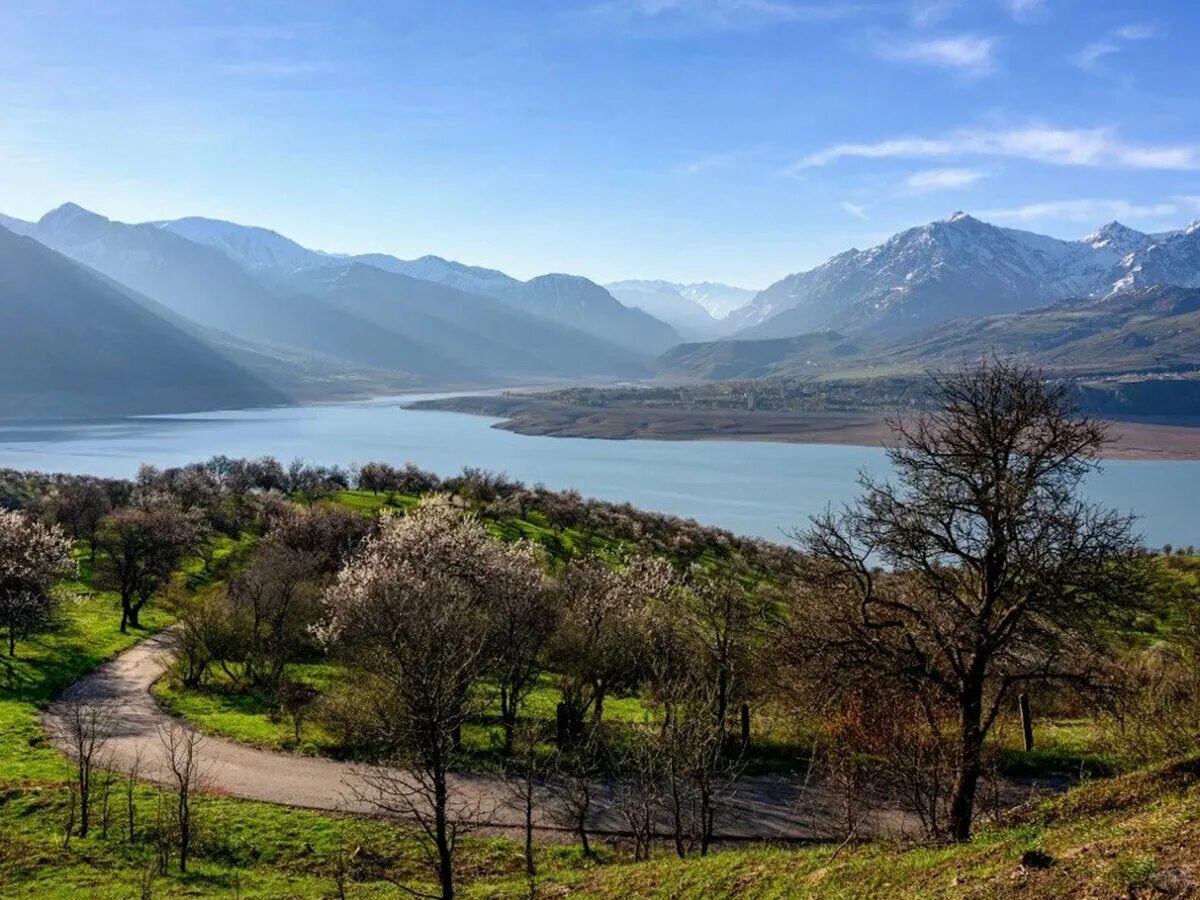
8;624;15;657
500;685;515;755
434;769;454;900
949;676;985;842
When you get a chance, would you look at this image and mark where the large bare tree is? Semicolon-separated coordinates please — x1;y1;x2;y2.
791;359;1147;841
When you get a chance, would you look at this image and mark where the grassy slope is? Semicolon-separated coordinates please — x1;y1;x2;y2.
544;757;1200;898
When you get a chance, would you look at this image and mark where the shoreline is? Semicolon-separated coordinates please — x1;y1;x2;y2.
407;395;1200;462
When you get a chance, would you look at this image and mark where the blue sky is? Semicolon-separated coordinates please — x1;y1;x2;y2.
2;0;1199;287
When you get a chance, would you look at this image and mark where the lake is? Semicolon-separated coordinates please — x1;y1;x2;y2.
0;395;1196;548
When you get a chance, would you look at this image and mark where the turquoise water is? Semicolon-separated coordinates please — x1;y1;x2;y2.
0;396;1195;547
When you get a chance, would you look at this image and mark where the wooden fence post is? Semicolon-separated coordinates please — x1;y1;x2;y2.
740;703;751;749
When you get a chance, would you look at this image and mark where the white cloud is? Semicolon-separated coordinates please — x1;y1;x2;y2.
979;197;1200;224
1003;0;1045;22
875;34;996;73
1114;24;1156;41
793;126;1200;171
840;201;871;220
905;167;985;191
1071;24;1155;72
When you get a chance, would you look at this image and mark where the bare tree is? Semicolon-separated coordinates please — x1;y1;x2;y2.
502;723;549;883
0;509;76;655
320;496;533;900
54;698;117;838
159;721;208;873
126;744;144;843
95;501;202;632
791;359;1148;841
546;731;605;860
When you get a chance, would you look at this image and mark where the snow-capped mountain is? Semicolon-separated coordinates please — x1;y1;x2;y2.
1110;221;1200;294
729;213;1197;340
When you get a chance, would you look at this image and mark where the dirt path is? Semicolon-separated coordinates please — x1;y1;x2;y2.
40;632;1052;842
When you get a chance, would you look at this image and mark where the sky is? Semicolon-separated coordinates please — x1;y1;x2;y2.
2;0;1199;288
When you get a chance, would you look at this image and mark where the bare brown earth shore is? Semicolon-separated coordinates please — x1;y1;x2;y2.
409;395;1200;461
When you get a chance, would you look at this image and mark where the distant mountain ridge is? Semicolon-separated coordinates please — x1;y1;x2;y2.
730;213;1200;340
156;216;682;356
11;203;666;385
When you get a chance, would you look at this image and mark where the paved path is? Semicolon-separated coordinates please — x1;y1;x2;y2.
40;633;1051;842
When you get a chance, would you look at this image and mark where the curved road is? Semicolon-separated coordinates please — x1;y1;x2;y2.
42;633;1043;842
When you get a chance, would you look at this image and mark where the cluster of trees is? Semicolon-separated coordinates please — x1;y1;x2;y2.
316;496;776;898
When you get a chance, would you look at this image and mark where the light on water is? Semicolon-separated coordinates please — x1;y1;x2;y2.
0;396;1196;549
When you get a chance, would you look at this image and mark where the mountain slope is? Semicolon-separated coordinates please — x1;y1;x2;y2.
0;225;287;417
657;332;866;380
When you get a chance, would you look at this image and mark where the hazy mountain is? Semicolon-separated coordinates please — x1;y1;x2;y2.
20;204;470;381
156;216;330;275
151;215;682;355
0;212;32;236
0;224;287;418
282;263;649;379
728;213;1200;341
605;280;728;341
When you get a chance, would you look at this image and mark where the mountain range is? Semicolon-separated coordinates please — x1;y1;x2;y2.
6;199;1200;419
1;204;686;403
727;213;1200;340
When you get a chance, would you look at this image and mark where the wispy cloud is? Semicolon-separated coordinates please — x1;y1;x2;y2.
793;126;1200;171
908;0;957;28
586;0;862;32
979;196;1200;224
905;167;985;191
675;150;742;175
840;201;871;219
874;34;996;74
1003;0;1046;23
1071;23;1156;73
